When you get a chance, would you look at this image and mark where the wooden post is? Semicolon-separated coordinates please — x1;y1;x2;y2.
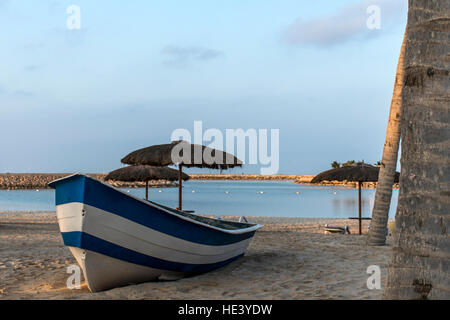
177;164;183;211
358;181;362;235
145;181;149;200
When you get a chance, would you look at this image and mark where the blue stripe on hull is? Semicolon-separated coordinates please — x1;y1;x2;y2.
62;231;244;273
52;175;255;246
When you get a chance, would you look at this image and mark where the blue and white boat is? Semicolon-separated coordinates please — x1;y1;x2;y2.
49;174;262;292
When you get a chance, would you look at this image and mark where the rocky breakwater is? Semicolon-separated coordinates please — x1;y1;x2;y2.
0;173;177;190
294;177;399;189
189;174;303;181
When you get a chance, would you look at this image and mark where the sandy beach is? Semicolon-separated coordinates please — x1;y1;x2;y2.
0;211;394;300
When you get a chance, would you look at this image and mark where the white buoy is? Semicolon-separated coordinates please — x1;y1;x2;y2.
258;191;264;194
158;190;163;193
192;190;196;193
225;191;230;194
127;190;130;193
35;189;39;192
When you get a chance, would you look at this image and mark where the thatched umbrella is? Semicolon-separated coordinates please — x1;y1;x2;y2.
105;165;190;200
121;141;242;210
311;163;400;235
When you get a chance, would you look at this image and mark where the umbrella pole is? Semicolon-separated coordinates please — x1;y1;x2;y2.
145;181;149;200
177;164;183;211
358;181;362;235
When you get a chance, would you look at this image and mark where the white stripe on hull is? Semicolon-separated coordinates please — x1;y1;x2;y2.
69;247;185;292
56;202;251;265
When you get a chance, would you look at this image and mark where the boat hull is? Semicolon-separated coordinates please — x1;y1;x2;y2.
69;247;186;292
50;174;261;292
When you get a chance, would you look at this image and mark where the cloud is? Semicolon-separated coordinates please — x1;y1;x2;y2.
24;65;43;72
284;0;406;47
14;90;33;97
0;86;33;97
161;45;224;67
48;1;62;13
23;42;46;50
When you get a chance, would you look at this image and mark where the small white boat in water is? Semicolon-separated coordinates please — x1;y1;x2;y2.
323;224;351;234
49;174;262;292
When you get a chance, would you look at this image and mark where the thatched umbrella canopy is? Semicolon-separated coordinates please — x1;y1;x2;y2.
121;141;243;211
105;165;190;200
121;140;243;169
311;164;400;184
311;163;400;235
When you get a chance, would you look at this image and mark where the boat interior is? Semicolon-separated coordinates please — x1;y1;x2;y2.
146;200;255;230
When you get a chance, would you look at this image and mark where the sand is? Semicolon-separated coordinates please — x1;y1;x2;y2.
0;211;393;300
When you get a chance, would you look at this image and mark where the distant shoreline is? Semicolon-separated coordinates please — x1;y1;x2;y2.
0;173;398;190
0;173;176;190
189;174;308;181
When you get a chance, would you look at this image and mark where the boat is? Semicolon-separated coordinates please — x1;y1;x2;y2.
48;174;262;292
323;224;351;234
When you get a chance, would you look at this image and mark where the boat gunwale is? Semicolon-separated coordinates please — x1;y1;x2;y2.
49;173;262;235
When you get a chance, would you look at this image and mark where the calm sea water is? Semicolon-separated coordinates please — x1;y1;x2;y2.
0;180;398;218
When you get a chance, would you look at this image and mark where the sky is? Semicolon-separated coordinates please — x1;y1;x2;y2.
0;0;407;174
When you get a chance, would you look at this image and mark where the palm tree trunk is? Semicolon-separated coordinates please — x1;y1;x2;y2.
383;0;450;299
358;181;362;235
368;31;406;246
